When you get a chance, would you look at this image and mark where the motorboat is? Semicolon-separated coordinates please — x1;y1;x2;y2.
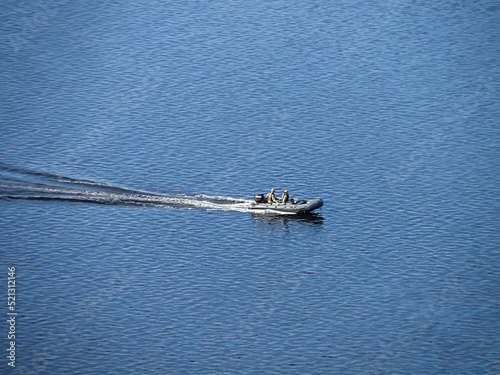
249;194;323;214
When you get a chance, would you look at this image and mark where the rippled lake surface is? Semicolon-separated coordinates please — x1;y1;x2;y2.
1;1;499;374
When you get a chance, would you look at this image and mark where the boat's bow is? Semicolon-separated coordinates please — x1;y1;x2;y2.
297;198;323;213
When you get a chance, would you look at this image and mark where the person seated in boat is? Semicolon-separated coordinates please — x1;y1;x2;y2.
266;188;279;204
281;190;289;204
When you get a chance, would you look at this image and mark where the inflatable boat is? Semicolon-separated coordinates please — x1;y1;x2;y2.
249;194;323;214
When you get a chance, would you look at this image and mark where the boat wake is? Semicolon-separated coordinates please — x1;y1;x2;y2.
0;165;253;213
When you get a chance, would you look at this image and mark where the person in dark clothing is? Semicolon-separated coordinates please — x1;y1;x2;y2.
281;190;289;204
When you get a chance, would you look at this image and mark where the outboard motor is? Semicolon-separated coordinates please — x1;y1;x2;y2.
254;194;266;203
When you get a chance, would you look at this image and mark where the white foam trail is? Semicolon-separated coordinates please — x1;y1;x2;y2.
192;193;253;203
0;182;255;212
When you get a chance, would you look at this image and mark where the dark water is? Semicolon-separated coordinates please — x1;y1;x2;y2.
1;1;499;374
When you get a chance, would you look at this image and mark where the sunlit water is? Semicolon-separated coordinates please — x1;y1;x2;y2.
1;1;499;374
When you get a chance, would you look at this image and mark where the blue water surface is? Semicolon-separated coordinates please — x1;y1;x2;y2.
1;1;499;374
